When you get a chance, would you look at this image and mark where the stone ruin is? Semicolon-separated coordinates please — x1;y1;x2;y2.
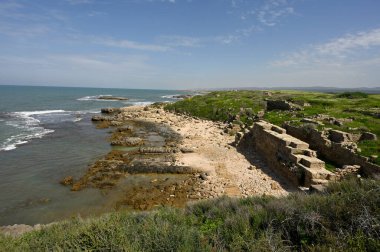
283;124;380;179
248;121;334;188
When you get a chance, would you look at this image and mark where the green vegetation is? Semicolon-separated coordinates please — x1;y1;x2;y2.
336;91;369;99
165;90;380;164
1;179;379;251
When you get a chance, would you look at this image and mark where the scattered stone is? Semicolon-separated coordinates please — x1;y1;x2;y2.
359;132;377;141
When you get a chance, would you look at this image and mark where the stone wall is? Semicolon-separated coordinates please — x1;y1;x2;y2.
250;121;334;187
283;124;380;178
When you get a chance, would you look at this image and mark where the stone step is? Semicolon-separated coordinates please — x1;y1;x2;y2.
298;155;325;169
289;140;309;149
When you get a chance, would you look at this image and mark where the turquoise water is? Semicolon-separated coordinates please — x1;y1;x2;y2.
0;85;185;225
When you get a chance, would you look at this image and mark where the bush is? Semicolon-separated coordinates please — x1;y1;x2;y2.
1;179;379;251
336;92;369;99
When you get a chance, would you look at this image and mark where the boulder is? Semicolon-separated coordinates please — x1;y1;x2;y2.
359;132;377;141
328;129;352;143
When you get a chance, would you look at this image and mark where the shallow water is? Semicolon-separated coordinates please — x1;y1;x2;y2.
0;85;188;225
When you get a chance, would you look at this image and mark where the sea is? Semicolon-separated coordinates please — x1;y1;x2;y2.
0;85;187;225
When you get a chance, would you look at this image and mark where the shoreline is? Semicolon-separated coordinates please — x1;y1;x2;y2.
1;104;293;236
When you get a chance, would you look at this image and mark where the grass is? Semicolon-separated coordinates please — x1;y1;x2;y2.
1;179;379;251
165;90;380;164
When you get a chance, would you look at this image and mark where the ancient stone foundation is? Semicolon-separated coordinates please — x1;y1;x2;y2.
283;124;380;178
250;121;334;187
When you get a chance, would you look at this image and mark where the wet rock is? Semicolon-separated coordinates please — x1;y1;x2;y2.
101;108;120;114
98;96;128;101
359;132;377;141
139;147;173;154
60;176;74;186
110;121;124;127
117;126;133;132
111;137;143;146
92;115;112;122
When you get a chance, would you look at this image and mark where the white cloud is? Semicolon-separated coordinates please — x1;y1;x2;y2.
0;53;160;87
272;28;380;67
158;35;201;47
94;38;169;52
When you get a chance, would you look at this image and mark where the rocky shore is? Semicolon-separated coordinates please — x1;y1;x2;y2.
81;105;292;200
2;104;293;237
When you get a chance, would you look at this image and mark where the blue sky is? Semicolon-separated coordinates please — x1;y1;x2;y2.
1;0;380;89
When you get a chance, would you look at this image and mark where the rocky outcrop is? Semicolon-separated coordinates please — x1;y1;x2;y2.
250;121;334;187
110;137;143;146
283;124;380;178
98;96;128;101
101;107;121;114
266;100;302;111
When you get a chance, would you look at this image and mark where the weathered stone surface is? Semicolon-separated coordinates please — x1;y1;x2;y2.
360;132;377;141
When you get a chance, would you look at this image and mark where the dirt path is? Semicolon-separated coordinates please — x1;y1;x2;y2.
118;106;293;198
